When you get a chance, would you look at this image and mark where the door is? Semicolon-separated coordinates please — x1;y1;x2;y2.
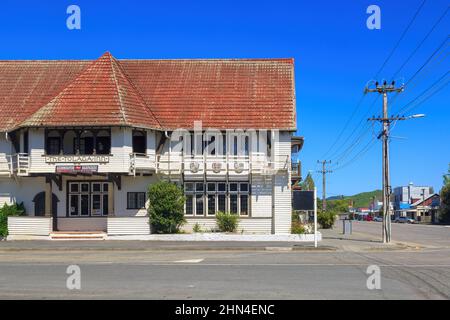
33;192;58;217
68;182;110;216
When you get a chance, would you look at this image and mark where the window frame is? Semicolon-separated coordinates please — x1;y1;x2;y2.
127;192;146;210
183;181;250;217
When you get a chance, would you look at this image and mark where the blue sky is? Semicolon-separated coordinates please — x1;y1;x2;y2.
0;0;448;196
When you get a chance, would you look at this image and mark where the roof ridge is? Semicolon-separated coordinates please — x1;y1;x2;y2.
107;54;129;126
109;55;162;128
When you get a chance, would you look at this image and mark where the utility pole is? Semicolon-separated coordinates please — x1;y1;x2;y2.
366;80;425;243
317;160;332;211
421;187;427;219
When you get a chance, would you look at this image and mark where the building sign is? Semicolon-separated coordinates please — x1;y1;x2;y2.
292;190;315;211
56;165;98;174
45;155;109;163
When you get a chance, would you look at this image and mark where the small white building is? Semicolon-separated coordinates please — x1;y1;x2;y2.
0;52;300;238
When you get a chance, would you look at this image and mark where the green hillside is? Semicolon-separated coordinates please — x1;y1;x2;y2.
328;190;382;208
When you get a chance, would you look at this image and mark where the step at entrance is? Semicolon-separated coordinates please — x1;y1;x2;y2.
50;231;107;240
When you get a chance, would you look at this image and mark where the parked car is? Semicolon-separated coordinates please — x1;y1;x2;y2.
373;216;383;222
394;217;415;224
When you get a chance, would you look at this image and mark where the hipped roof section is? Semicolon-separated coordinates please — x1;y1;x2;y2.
0;52;296;132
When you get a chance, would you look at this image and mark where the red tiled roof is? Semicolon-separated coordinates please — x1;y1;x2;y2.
0;52;296;132
19;53;161;129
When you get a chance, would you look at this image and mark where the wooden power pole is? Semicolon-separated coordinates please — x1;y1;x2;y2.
366;80;404;243
317;160;332;212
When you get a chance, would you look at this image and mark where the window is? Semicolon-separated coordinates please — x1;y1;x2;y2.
240;183;249;192
185;195;194;215
229;183;238;192
195;182;204;192
127;192;146;209
230;194;238;214
207;194;216;215
96;130;111;154
218;183;226;192
218;194;226;212
79;130;94;155
132;130;146;154
46;130;61;155
47;137;61;155
184;181;250;216
205;135;216;155
185;182;194;192
195;194;204;215
240;195;248;216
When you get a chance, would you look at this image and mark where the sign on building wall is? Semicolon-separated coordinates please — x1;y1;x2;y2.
55;165;98;174
45;155;109;163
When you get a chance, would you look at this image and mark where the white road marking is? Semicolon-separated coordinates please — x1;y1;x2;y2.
174;259;204;263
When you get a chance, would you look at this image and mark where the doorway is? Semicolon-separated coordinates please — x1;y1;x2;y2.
68;181;110;217
33;192;58;217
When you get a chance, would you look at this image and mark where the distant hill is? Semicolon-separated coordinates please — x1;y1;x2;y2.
327;190;382;208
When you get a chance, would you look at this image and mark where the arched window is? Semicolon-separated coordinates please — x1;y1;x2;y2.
46;130;62;155
63;130;77;155
80;130;94;155
96;130;111;154
132;130;146;155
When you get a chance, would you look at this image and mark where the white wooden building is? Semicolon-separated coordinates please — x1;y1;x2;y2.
0;52;302;238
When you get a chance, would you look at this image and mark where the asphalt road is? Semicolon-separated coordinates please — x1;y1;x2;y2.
347;220;450;248
0;222;449;300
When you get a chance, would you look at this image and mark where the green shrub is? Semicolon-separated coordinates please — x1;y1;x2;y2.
318;210;336;229
147;181;186;234
216;211;239;232
193;223;202;233
0;202;26;237
291;221;306;234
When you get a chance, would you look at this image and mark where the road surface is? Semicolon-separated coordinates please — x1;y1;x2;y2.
0;222;448;299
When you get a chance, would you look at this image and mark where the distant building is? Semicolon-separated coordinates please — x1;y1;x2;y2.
393;183;433;209
410;194;441;223
393;182;436;222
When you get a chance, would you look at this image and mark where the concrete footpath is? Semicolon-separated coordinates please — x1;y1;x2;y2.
0;228;418;253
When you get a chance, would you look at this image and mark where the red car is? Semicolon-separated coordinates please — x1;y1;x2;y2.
364;215;373;222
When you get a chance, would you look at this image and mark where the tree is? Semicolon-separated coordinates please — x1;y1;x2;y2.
327;199;349;213
300;172;315;191
0;202;26;237
439;164;450;224
148;181;186;233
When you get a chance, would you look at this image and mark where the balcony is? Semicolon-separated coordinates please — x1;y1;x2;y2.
291;161;301;179
129;153;157;176
0;153;30;177
156;154;290;178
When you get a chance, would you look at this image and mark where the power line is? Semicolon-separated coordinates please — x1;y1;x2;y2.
328;95;379;162
374;0;428;79
403;35;449;87
333;137;377;172
390;45;450;111
397;71;449;115
322;1;427;164
398;75;450;115
391;6;449;81
321;94;366;159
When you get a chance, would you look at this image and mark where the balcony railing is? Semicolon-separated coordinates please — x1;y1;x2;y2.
129;153;156;176
291;161;301;179
156;154;290;177
0;153;30;176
